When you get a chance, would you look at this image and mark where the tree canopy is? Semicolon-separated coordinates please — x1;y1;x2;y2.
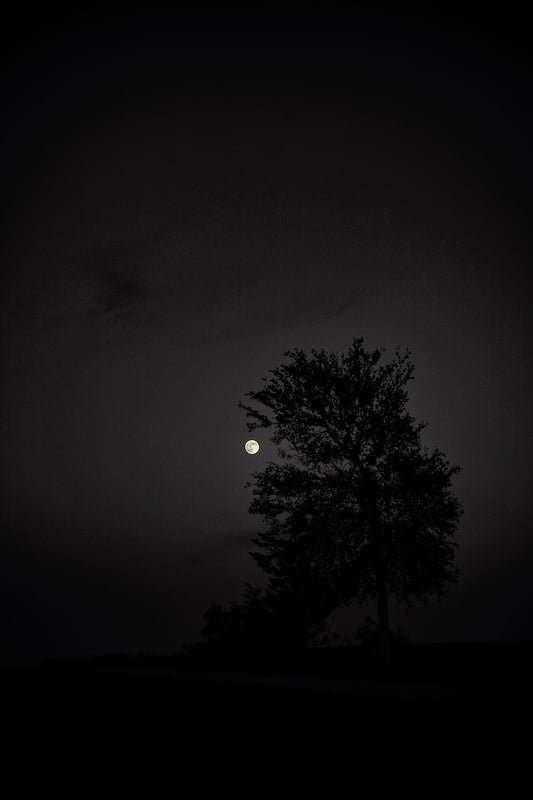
239;338;463;660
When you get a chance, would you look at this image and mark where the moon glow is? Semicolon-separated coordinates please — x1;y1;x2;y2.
245;440;259;454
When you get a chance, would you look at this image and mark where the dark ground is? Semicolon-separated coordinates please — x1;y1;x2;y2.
3;641;532;784
0;641;528;793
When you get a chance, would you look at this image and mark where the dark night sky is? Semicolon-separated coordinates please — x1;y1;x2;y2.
1;6;532;664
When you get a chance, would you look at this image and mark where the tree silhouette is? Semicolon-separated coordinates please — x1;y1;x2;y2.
193;582;333;652
239;338;463;663
198;584;272;650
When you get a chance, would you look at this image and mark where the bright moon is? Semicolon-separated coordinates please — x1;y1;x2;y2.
245;439;259;454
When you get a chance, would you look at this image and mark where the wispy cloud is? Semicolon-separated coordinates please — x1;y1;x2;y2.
92;268;146;318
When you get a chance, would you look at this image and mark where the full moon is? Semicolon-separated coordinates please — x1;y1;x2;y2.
245;439;259;454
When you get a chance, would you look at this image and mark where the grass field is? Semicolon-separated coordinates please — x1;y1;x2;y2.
2;641;531;784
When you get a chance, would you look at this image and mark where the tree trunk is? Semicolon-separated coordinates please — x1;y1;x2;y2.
376;561;391;666
365;482;391;666
371;495;391;666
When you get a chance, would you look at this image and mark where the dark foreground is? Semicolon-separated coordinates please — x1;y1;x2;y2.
3;642;532;786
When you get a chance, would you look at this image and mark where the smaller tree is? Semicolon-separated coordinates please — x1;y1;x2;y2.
198;584;272;651
194;582;332;652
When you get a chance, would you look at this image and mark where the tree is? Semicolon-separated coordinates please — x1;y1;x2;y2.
239;338;463;663
192;582;334;652
196;584;274;651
